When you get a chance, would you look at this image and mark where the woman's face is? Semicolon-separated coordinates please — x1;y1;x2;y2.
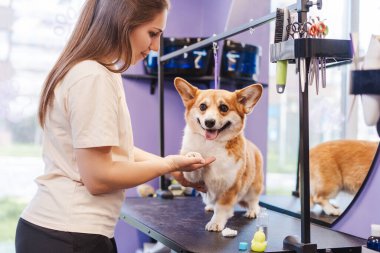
130;9;167;65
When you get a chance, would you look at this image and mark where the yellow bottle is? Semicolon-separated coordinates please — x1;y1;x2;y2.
251;227;267;252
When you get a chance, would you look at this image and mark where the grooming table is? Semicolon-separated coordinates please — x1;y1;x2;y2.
258;195;353;227
120;197;365;253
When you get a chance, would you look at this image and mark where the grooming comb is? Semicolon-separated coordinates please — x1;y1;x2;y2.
274;8;290;94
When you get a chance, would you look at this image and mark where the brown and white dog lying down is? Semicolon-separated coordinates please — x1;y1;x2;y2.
309;139;378;216
174;77;264;232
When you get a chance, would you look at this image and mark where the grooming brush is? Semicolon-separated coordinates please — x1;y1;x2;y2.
274;8;290;94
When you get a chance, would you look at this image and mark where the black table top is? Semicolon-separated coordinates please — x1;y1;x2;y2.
120;197;365;253
259;195;341;227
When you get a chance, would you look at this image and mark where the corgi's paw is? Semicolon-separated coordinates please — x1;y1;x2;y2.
244;204;260;218
183;152;204;183
205;204;214;212
323;205;342;216
244;210;257;219
205;220;226;232
185;152;202;159
183;171;202;183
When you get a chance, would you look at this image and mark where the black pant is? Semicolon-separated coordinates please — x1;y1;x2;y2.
15;218;117;253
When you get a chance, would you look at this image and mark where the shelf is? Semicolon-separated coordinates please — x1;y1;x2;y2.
270;38;353;64
122;74;267;94
122;73;216;82
350;69;380;95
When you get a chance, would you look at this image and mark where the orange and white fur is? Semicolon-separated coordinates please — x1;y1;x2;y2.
174;77;264;232
310;140;378;216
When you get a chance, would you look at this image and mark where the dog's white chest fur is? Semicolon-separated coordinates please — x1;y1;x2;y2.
181;126;242;195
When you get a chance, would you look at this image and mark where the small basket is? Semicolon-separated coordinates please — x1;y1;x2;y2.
350;69;380;95
220;40;261;82
143;37;213;76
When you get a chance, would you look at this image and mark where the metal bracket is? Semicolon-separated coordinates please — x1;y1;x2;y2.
306;0;322;10
283;236;318;253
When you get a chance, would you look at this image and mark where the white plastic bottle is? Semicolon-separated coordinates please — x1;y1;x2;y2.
256;207;269;238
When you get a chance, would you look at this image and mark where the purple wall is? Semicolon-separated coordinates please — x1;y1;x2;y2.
333;150;380;239
224;0;271;184
115;1;270;252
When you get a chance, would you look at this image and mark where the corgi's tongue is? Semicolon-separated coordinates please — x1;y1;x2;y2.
205;130;218;140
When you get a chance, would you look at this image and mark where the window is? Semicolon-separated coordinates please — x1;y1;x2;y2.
0;1;83;252
267;0;379;195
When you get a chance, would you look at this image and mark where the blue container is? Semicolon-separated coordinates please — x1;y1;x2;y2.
368;224;380;252
221;40;261;81
144;37;212;76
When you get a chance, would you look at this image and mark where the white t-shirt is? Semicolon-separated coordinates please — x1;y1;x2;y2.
22;60;134;238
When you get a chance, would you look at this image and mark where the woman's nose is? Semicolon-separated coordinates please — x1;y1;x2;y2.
149;38;160;52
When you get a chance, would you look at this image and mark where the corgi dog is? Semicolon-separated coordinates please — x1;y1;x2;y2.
309;140;378;216
174;77;264;232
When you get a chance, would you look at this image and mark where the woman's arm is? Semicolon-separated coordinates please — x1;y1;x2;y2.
133;146;163;162
75;146;214;195
133;146;211;192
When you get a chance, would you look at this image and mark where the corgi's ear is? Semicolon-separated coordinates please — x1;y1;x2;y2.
236;84;263;114
174;77;198;105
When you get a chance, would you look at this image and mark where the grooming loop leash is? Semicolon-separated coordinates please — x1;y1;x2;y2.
212;41;219;89
250;28;255;35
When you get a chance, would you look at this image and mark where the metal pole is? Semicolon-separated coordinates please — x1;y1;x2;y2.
297;0;311;244
160;4;297;63
158;36;166;190
299;59;311;244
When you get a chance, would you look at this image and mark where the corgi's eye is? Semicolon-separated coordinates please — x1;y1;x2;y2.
219;104;229;112
199;103;207;111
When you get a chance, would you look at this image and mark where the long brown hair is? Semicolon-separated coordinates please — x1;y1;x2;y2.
38;0;170;127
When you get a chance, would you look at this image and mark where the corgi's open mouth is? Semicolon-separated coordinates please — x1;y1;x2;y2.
197;119;231;140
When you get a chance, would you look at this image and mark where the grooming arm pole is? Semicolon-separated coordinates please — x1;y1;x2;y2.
298;0;311;244
283;0;319;252
159;4;297;63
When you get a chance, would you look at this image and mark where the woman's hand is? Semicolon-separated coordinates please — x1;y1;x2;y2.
164;155;215;172
171;171;208;193
165;154;215;193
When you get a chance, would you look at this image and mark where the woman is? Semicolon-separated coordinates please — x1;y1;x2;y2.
15;0;214;252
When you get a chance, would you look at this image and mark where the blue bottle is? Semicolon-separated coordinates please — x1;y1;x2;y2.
367;224;380;252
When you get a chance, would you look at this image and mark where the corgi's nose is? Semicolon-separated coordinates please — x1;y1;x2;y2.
205;119;215;128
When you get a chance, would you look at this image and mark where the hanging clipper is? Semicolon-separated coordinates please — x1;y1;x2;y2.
289;21;308;92
318;19;328;89
308;18;320;94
